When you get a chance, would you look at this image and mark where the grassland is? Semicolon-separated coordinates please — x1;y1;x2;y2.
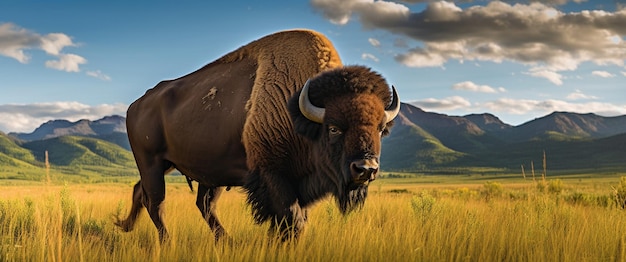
2;173;626;261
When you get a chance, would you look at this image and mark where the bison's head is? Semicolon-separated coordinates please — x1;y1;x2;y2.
288;66;400;213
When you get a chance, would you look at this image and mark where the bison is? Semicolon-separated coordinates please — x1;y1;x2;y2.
115;29;400;242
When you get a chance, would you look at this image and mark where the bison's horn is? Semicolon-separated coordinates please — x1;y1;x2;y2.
384;86;400;123
299;80;325;123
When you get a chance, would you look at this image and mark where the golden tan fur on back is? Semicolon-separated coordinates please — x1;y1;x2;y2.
217;29;342;70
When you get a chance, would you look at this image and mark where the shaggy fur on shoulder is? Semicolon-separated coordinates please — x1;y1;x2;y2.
239;30;344;226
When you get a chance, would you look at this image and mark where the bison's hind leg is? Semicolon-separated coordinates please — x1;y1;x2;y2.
114;181;144;232
196;185;228;242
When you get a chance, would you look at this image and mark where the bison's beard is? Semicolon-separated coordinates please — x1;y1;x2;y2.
338;184;368;214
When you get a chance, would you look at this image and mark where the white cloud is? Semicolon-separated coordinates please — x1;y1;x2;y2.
591;70;615;78
45;53;87;72
86;70;112;81
566;89;598;100
396;41;468;68
311;0;410;25
452;81;504;93
368;37;380;47
361;53;379;62
526;69;564;85
312;0;626;82
40;33;75;56
409;96;471;110
395;48;447;67
310;0;361;25
0;22;97;74
0;23;38;63
0;102;127;133
479;98;626;117
621;71;626;76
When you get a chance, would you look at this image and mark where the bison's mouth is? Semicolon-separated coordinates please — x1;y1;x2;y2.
349;176;373;189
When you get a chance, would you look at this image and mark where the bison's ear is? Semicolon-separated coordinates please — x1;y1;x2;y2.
382;120;395;137
288;92;323;140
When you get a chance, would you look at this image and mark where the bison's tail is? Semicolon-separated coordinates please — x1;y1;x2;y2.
243;170;273;224
114;181;144;232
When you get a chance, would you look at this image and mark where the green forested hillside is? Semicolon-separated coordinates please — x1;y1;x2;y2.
0;132;37;166
381;104;626;173
382;116;464;171
0;132;47;180
22;136;135;168
471;132;626;171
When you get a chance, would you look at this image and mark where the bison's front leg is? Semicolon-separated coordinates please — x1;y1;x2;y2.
245;169;306;241
270;201;307;241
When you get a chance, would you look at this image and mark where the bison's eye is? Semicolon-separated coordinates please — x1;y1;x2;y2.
328;125;343;137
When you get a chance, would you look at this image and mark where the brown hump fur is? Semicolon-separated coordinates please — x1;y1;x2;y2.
235;30;342;170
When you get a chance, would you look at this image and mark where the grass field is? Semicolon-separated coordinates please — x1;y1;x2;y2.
2;173;626;261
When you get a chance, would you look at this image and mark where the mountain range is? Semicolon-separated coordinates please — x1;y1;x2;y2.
9;115;130;150
380;103;626;172
2;103;625;177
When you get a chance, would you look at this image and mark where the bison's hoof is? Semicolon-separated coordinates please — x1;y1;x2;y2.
114;220;134;232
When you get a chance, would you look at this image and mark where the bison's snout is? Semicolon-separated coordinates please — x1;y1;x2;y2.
350;158;379;183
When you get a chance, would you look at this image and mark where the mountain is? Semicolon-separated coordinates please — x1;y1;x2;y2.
463;113;512;132
10;115;126;141
502;112;626;142
9;115;129;150
395;103;505;152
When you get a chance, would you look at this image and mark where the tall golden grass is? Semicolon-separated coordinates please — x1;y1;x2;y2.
1;179;626;261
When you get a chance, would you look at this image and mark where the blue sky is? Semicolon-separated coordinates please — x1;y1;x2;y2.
1;0;625;133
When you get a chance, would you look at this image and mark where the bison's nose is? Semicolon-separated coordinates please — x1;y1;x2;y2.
350;159;379;182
